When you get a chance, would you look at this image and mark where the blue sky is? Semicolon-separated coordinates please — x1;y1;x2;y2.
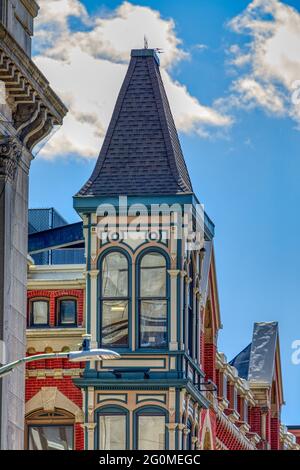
30;0;300;424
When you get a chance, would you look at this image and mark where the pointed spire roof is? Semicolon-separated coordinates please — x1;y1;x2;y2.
77;49;193;197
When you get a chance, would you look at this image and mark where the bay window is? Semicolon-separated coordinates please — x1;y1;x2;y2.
101;251;129;347
139;252;168;348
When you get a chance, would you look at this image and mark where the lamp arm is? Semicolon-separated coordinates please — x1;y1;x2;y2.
0;352;69;378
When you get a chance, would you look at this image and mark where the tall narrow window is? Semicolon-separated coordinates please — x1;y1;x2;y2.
30;299;49;327
139;252;167;348
99;413;127;450
137;411;166;450
188;262;194;355
57;298;77;326
101;251;129;347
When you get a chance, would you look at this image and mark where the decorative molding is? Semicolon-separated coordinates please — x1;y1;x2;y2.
25;387;84;423
0;136;22;180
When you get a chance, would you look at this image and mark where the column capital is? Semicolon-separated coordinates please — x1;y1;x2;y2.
167;269;180;277
166;423;178;431
177;423;186;431
82;422;97;431
0;137;22;181
88;269;99;278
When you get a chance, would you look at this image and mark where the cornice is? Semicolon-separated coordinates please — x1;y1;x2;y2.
21;0;39;17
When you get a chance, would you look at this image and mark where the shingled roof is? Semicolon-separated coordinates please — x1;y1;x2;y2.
77;49;193;197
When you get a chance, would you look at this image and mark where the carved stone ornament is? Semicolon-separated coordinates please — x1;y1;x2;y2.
0;137;22;180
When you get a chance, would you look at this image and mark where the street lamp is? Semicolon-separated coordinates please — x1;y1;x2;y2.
0;334;120;378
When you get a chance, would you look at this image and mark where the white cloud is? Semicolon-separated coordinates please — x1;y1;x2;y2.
227;0;300;124
34;0;231;159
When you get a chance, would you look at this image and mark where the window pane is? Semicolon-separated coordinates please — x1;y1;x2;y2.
102;301;128;347
59;300;76;324
140;253;166;297
140;300;167;348
102;252;128;297
99;415;126;450
32;301;48;325
138;415;165;450
28;425;73;450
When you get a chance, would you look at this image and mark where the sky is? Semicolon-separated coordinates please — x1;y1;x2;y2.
29;0;300;424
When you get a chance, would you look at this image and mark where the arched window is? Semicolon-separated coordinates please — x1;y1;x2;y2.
25;409;74;450
100;251;129;347
138;252;168;349
97;406;128;450
135;407;166;450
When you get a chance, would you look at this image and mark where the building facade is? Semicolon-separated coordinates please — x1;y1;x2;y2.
0;0;67;449
24;48;298;451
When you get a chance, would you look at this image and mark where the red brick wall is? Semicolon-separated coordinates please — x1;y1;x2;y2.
26;375;84;450
249;406;261;436
27;289;84;327
203;343;216;383
271;417;280;450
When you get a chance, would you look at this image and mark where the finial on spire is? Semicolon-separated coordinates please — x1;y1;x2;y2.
144;35;148;49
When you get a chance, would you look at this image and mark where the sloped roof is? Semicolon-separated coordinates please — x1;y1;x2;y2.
229;343;251;380
248;321;279;384
77;49;193;197
230;322;279;385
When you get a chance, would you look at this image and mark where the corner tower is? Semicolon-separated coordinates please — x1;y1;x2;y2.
74;48;215;450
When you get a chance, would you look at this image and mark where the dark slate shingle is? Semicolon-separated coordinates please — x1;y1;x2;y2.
77;49;193;197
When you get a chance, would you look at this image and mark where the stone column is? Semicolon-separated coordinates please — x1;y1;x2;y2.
179;271;186;350
166;423;177;450
0;137;29;450
89;270;99;350
177;423;185;450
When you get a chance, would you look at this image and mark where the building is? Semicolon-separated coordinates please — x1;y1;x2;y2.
24;48;298;450
29;208;85;265
0;1;67;449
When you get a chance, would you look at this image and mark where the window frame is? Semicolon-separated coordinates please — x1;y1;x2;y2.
56;297;78;327
99;249;131;350
96;406;129;450
137;249;169;350
134;406;167;450
187;261;194;356
25;409;75;450
29;298;50;328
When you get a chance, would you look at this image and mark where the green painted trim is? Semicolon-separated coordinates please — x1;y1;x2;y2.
136;394;167;405
94;405;130;450
100;357;167;370
97;393;128;404
97;247;132;351
133;406;169;450
135;247;170;351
